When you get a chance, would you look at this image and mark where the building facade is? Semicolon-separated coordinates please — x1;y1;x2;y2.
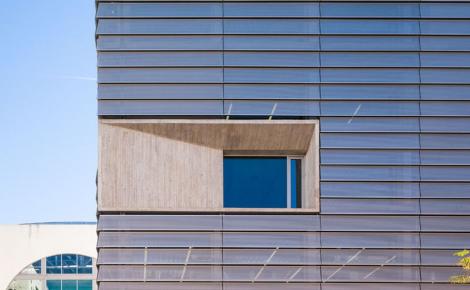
95;1;470;289
0;223;97;290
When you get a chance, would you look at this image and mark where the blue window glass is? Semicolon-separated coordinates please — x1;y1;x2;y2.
46;255;62;274
62;280;77;290
32;260;41;274
290;159;302;209
224;157;287;208
46;280;61;290
62;254;77;274
78;255;93;274
78;280;93;290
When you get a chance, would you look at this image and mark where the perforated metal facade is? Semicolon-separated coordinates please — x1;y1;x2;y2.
96;1;470;289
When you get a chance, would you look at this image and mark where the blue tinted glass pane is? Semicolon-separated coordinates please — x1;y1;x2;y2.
46;255;61;274
46;280;61;290
62;254;77;274
290;159;301;209
78;280;93;290
47;255;61;267
78;255;93;274
62;280;77;290
32;260;41;274
46;267;61;274
224;157;287;208
291;159;297;208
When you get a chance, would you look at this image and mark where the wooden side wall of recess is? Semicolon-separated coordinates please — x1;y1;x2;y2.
98;119;319;212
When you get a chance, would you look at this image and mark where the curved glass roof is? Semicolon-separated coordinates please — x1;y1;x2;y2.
7;253;95;290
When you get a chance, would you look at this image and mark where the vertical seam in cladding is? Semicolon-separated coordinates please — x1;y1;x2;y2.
318;3;323;289
417;2;424;288
318;1;323;117
221;212;224;290
319;215;324;288
222;1;225;118
221;6;225;286
220;13;225;286
318;2;323;217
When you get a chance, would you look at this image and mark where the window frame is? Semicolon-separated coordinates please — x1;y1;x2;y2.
222;154;304;209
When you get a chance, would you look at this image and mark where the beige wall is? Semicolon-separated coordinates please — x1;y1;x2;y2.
98;119;320;212
0;224;97;290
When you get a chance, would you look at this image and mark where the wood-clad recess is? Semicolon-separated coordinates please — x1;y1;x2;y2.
98;119;320;213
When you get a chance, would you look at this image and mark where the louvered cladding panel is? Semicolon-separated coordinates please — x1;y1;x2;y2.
96;1;470;289
97;215;469;287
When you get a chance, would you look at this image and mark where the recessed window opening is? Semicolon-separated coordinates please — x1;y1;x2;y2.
223;156;302;209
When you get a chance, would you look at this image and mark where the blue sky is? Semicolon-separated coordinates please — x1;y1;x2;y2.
0;1;97;223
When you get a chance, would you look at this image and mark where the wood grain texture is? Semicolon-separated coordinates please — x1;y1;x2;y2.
303;122;320;211
99;122;223;211
98;119;319;212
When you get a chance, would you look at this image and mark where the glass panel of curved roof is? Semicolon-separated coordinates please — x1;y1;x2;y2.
7;254;95;290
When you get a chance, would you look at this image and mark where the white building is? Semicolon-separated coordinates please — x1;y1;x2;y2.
0;223;97;290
